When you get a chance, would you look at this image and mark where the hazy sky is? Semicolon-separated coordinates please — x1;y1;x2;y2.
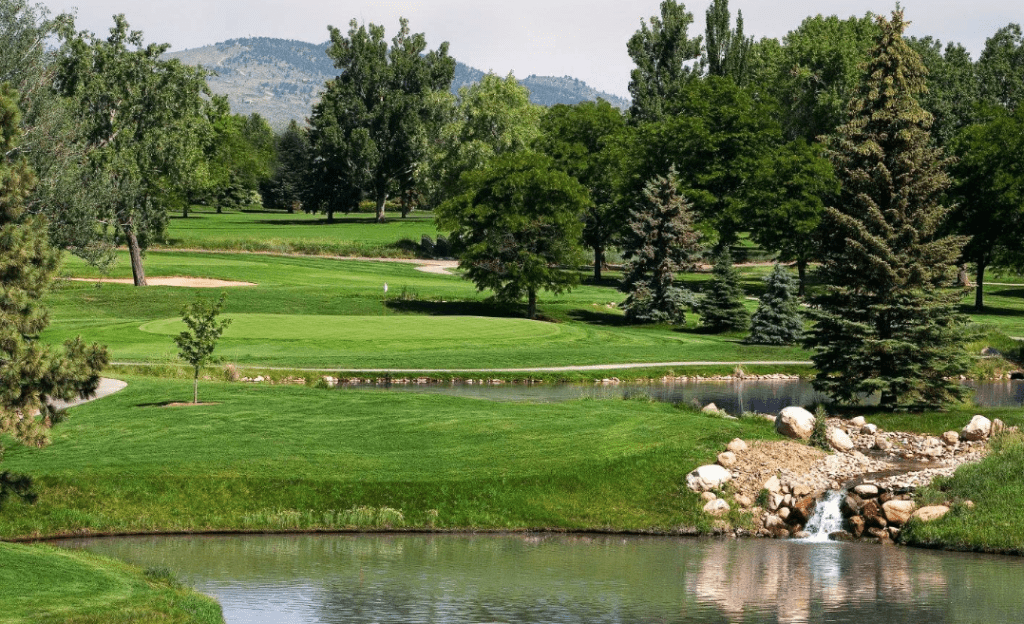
41;1;1021;98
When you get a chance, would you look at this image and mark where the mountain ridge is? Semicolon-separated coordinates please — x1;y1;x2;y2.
166;37;630;129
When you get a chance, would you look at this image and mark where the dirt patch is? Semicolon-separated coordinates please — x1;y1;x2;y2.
70;277;256;288
728;440;828;502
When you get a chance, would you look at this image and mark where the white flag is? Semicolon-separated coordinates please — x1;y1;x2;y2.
384;282;389;293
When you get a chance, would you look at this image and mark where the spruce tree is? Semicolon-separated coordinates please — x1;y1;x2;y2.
0;86;108;506
619;167;702;324
805;10;971;408
746;264;803;345
698;248;749;332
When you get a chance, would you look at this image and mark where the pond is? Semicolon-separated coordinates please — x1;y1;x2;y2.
342;379;1024;414
57;533;1024;624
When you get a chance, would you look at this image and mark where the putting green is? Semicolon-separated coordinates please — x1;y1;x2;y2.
140;314;563;344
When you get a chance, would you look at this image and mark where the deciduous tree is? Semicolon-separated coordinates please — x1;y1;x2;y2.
308;17;455;223
174;293;231;404
55;15;212;286
536;99;627;281
806;10;971;408
436;152;586;319
627;0;703;123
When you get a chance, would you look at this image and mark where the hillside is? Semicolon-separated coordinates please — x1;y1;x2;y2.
166;37;630;129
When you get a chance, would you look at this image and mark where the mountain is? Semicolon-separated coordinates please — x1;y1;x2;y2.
166;37;630;129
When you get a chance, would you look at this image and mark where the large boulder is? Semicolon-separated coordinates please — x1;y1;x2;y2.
960;415;992;441
686;464;732;492
853;484;880;499
726;438;748;453
912;505;951;522
717;451;737;468
828;427;855;452
703;498;731;517
789;496;817;525
776;406;815;440
882;500;917;526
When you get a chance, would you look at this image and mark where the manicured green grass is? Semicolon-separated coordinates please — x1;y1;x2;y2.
160;207;438;258
899;433;1024;554
0;542;223;623
45;251;809;369
0;377;778;539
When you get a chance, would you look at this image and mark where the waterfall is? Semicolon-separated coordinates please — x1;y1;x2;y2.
802;490;845;542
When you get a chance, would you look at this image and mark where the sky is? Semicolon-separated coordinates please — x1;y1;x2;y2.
41;1;1022;98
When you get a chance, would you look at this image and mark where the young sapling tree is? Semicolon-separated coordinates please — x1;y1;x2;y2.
174;293;232;403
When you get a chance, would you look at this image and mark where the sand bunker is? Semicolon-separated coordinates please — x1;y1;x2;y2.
414;261;458;276
70;277;256;288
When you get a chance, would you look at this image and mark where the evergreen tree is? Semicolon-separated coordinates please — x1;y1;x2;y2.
698;248;749;332
746;264;803;345
0;86;108;507
806;10;971;408
619;167;702;324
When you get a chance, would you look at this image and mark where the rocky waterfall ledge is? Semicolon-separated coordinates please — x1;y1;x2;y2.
686;408;1009;542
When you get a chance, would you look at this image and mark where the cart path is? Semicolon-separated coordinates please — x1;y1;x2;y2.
50;378;128;410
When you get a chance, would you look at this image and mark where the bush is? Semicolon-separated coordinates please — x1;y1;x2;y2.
810;405;830;450
698;249;749;332
746;263;803;345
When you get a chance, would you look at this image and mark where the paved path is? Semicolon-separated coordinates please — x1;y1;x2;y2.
50;378;127;410
111;361;812;374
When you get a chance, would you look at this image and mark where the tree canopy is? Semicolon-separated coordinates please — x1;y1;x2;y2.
308;17;455;223
436;152;587;319
55;14;212;285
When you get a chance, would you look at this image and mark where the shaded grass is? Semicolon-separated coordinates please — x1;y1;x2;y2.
0;542;223;623
0;377;779;539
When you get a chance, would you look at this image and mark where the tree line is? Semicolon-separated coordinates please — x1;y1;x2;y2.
2;0;1024;409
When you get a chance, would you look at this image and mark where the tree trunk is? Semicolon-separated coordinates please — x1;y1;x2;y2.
594;245;604;281
125;226;147;286
880;389;896;409
528;288;537;320
193;370;199;404
375;190;388;223
975;260;986;311
327;208;334;224
797;258;807;297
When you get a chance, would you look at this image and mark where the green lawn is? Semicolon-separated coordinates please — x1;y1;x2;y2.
160;207;438;257
0;377;778;539
47;251;810;369
0;542;223;624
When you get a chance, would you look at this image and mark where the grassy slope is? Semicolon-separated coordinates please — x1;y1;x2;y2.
0;542;223;624
0;377;777;539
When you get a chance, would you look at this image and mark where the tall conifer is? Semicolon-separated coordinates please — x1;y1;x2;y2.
805;10;971;408
698;248;749;332
746;264;803;345
619;167;702;324
1;86;108;506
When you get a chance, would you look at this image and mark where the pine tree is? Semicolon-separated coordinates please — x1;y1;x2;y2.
0;86;108;507
746;264;803;345
698;248;749;332
805;10;971;408
619;167;702;324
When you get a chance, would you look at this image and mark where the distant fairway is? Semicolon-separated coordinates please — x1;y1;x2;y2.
141;314;562;347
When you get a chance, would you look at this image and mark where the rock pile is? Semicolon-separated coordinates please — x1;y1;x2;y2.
694;407;1009;541
837;484;952;542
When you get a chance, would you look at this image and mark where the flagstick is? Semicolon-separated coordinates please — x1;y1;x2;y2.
383;282;388;316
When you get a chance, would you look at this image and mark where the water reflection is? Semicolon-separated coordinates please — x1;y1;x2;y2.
56;534;1024;624
344;379;1024;412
